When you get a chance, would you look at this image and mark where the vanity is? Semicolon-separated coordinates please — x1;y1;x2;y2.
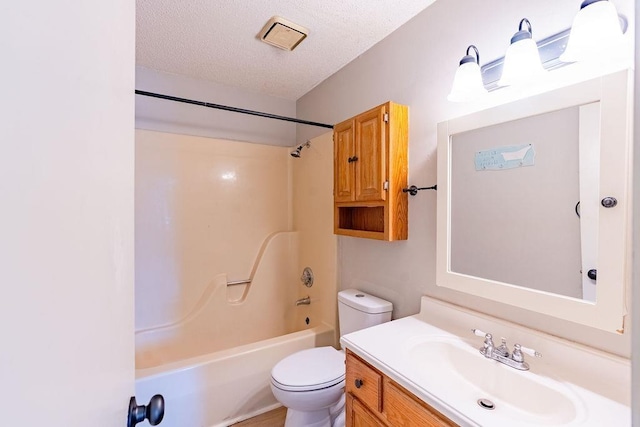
342;69;633;426
341;297;630;426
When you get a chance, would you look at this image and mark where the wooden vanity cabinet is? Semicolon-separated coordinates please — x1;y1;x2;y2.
346;350;457;427
333;102;408;241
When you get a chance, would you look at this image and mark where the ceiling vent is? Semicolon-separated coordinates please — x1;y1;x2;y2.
259;16;308;51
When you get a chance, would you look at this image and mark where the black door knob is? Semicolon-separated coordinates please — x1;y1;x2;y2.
354;379;363;389
601;197;618;208
128;395;165;427
588;269;597;281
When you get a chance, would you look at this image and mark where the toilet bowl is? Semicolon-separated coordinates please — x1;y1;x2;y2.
270;347;345;427
270;289;393;427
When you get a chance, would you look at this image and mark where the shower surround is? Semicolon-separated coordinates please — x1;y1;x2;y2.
134;130;337;426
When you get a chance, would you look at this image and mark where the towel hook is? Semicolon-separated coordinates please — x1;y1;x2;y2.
403;184;437;196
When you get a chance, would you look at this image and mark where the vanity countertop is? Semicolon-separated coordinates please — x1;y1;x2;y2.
340;296;630;427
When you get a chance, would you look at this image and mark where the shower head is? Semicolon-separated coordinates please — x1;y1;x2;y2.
290;141;311;158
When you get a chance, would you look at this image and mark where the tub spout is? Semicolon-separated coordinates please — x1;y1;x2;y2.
296;296;311;306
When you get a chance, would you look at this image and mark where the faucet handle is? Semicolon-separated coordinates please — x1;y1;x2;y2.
512;343;542;363
471;328;487;337
519;345;542;358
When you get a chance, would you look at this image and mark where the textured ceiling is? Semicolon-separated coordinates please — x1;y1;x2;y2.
136;0;437;100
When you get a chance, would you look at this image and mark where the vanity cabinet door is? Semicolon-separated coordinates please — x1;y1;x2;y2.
383;378;457;427
347;393;386;427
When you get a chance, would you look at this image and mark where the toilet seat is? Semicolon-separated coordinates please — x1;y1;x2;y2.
271;347;345;392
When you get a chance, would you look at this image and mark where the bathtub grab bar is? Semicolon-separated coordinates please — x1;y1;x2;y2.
227;279;251;286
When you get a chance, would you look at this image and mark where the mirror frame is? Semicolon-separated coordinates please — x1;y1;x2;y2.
436;70;632;333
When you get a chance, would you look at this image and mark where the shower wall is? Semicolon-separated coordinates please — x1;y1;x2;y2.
135;129;290;330
135;129;337;337
292;132;338;336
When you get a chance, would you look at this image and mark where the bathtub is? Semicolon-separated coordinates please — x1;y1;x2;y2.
136;324;334;427
134;232;336;426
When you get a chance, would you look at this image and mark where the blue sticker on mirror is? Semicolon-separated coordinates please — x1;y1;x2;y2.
474;144;535;171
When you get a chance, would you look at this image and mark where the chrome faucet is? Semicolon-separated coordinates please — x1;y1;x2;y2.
296;296;311;306
472;329;541;371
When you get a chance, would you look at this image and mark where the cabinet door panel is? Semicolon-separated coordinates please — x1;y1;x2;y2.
350;395;386;427
334;119;355;202
383;379;457;427
355;107;386;202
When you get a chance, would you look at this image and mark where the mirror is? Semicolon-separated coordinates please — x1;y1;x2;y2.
436;70;631;332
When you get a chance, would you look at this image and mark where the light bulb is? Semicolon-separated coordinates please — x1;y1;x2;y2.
448;45;488;102
560;0;624;63
498;18;546;87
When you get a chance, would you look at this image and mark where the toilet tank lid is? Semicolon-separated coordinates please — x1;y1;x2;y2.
338;289;393;314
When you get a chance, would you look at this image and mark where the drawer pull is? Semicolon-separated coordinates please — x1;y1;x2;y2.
354;378;364;388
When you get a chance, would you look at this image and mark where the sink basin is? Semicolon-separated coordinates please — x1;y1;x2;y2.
406;337;583;426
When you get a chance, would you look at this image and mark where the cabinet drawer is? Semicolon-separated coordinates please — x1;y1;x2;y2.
346;352;382;413
383;378;457;427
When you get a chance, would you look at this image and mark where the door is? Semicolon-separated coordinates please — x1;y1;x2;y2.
334;119;356;202
355;106;387;202
1;1;136;426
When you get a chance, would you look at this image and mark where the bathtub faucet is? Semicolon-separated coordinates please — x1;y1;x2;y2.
296;296;311;306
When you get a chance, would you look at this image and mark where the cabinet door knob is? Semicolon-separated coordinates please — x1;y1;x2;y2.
354;379;363;388
348;156;359;163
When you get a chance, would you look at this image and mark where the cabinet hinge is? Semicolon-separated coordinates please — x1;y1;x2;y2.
383;180;389;191
383;113;389;123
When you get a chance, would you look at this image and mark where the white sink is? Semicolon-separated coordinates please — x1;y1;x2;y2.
341;298;630;427
406;337;582;425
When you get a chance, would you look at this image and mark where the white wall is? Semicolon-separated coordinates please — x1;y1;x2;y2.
631;3;640;424
136;67;297;146
297;0;635;355
0;1;135;425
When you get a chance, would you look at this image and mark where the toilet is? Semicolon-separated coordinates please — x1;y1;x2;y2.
270;289;393;427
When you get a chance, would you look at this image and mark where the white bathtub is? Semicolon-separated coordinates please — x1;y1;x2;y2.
134;232;336;426
136;324;334;427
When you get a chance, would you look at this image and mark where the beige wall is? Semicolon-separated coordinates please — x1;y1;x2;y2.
297;0;635;356
292;133;339;341
135;130;290;330
135;129;338;339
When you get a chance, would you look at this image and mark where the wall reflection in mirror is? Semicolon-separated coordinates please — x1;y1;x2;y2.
450;104;599;302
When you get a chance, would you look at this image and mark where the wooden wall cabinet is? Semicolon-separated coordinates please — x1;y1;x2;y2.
333;102;408;241
345;350;457;427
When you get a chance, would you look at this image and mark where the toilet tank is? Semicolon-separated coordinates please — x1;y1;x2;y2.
338;289;393;337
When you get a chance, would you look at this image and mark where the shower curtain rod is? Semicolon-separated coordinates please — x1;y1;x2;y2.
135;90;334;129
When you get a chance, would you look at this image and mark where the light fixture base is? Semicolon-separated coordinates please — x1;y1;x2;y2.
481;15;627;91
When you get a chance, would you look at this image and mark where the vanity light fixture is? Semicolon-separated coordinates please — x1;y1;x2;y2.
560;0;625;63
447;45;488;102
498;18;546;87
